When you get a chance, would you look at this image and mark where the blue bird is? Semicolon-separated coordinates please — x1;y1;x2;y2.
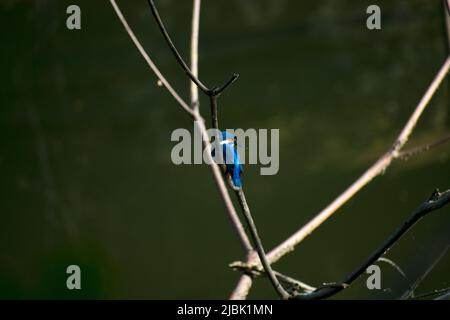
219;131;243;188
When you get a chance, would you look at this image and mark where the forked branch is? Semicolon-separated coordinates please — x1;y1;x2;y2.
231;54;450;299
109;0;253;255
147;0;238;97
265;55;450;266
293;189;450;299
145;0;290;299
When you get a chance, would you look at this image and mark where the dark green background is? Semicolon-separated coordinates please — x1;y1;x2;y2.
1;0;449;299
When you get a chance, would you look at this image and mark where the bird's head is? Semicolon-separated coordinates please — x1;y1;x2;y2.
220;131;236;145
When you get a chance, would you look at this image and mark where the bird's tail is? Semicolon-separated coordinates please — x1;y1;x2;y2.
232;167;242;188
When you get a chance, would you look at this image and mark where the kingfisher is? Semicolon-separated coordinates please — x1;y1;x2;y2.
219;131;243;189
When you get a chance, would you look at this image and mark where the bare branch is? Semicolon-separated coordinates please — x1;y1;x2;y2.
409;286;450;300
109;0;193;116
147;0;208;93
190;0;201;107
230;261;316;294
232;56;450;298
274;271;316;294
184;0;289;299
235;190;290;299
293;188;450;300
264;55;450;266
401;243;449;299
397;134;450;160
377;257;408;281
147;0;238;97
444;0;450;51
230;274;253;300
209;96;219;131
109;0;253;254
146;0;286;298
112;0;450;300
214;73;240;96
435;289;450;300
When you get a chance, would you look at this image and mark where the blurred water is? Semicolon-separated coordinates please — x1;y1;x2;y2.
0;0;449;299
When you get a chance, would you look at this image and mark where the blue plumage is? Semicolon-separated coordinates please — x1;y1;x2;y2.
220;131;243;188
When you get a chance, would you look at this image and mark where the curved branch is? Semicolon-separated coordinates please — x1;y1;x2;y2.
233;55;450;298
146;0;286;298
265;55;450;266
232;56;450;296
183;0;287;299
110;0;193;116
293;189;450;300
109;0;253;254
147;0;238;97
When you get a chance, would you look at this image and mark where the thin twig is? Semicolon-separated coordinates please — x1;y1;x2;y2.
187;0;253;255
205;67;279;299
400;243;449;299
445;0;450;52
208;69;286;297
397;134;450;160
292;189;450;300
147;0;238;97
113;0;450;300
435;289;450;300
232;55;450;299
147;0;208;93
109;0;193;116
235;189;290;299
210;95;219;130
147;0;288;299
211;72;287;297
274;271;316;294
377;257;408;281
258;55;450;267
412;287;450;300
229;261;316;294
214;74;239;96
190;0;201;108
109;0;253;254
